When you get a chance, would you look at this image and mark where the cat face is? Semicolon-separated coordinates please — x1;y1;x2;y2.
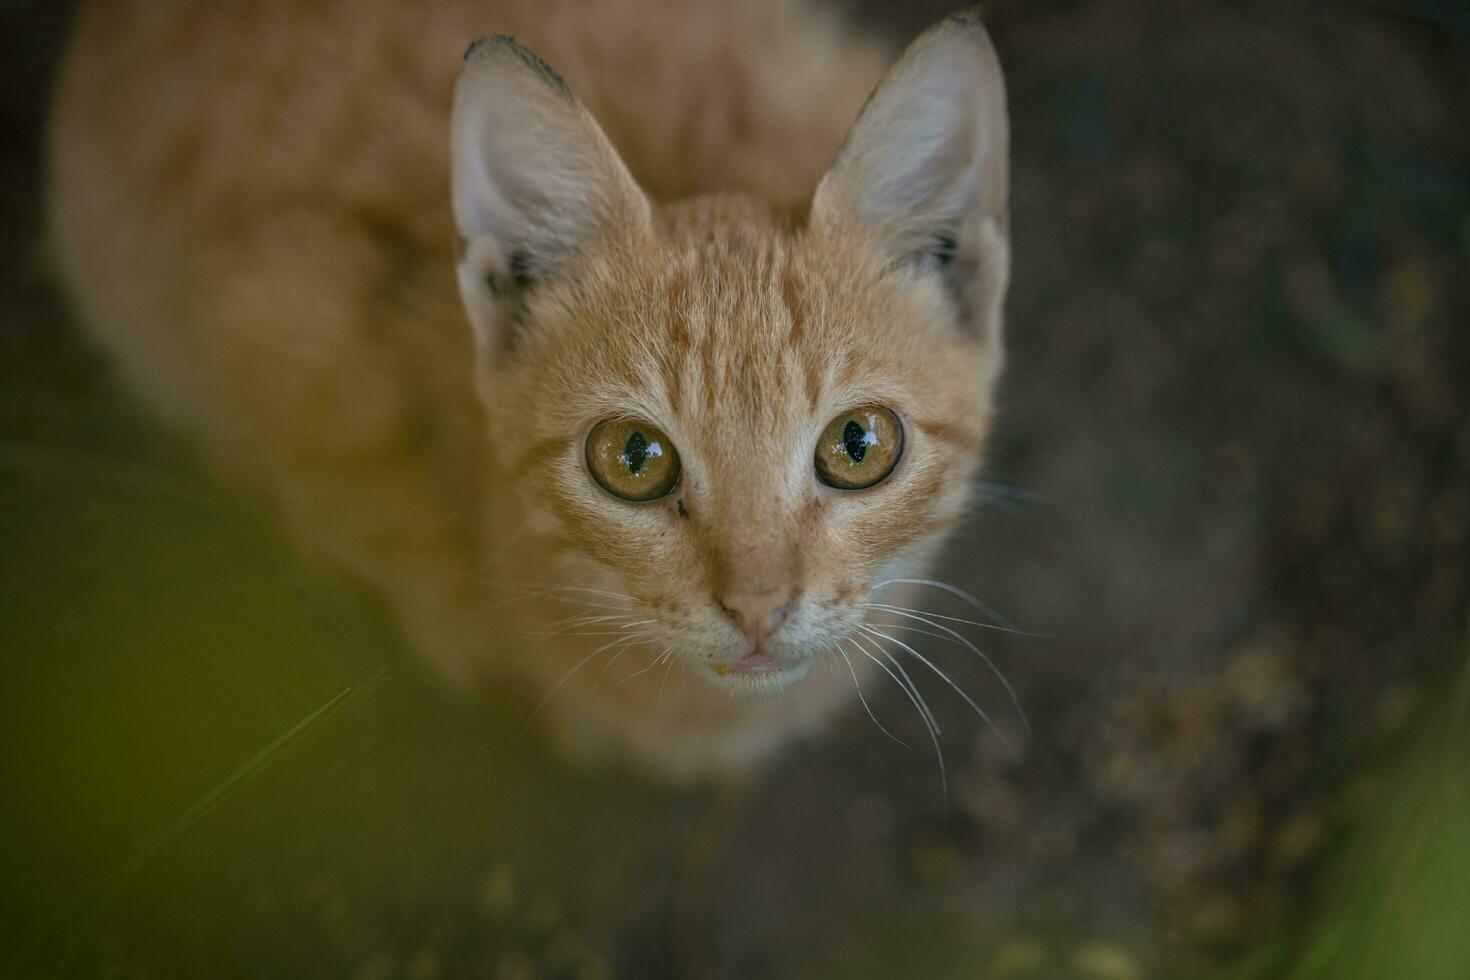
479;202;992;691
452;17;1008;693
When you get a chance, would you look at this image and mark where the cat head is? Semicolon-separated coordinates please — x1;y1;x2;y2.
450;14;1008;695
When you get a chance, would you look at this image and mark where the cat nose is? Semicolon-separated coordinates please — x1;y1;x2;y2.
716;587;795;641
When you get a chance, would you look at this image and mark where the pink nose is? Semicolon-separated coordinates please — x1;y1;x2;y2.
716;587;795;642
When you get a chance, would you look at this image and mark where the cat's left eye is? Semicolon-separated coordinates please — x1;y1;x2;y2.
585;418;681;502
815;406;904;490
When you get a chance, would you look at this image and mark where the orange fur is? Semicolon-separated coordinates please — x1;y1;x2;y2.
48;0;1009;780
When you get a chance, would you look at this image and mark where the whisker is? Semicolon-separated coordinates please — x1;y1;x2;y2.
9;669;386;976
862;625;1016;762
544;610;638;629
500;583;640;605
860;601;1036;637
871;577;1023;634
523;616;629;635
849;638;947;799
863;607;1031;735
505;593;632;614
476;581;638;613
855;620;971;646
834;642;908;747
521;621;656;639
539;596;637;612
850;631;942;739
541;613;599;631
977;480;1042;503
524;633;649;727
617;646;676;685
971;494;1023;518
595;635;653;689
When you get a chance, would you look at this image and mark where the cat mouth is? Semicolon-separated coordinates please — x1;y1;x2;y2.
722;651;785;675
708;649;812;692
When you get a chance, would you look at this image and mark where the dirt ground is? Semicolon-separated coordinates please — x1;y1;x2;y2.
2;1;1468;978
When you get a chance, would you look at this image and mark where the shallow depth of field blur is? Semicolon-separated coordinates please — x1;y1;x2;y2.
3;1;1468;978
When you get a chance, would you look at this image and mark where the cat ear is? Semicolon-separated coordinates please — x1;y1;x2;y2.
811;13;1009;365
451;35;651;352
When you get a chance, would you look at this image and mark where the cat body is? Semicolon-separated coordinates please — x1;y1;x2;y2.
48;0;1010;779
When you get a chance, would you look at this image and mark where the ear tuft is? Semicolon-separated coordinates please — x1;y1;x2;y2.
463;34;571;96
451;35;649;354
811;13;1010;367
944;9;986;31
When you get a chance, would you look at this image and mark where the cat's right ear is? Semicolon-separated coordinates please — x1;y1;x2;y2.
451;36;651;353
810;13;1009;381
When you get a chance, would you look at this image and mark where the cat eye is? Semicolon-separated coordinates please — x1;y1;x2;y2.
585;418;681;502
815;406;904;490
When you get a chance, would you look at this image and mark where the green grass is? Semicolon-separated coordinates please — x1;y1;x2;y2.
1230;628;1470;980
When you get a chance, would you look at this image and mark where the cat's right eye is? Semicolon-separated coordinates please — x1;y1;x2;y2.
815;406;904;490
585;418;681;502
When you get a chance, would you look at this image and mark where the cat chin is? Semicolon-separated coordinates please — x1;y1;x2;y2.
701;658;815;699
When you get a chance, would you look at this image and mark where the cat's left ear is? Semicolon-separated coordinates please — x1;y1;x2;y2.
811;12;1009;375
451;35;651;354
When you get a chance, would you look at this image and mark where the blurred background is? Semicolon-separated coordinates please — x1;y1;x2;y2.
2;0;1468;977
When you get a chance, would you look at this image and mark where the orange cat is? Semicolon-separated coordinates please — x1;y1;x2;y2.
47;0;1010;780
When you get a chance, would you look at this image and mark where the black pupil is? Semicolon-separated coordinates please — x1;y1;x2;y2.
622;430;650;475
842;419;868;463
